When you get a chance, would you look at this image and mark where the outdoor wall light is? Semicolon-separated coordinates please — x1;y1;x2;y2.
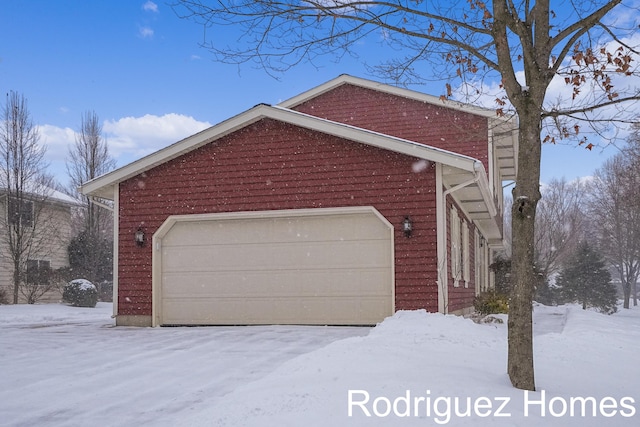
135;227;145;247
402;216;413;238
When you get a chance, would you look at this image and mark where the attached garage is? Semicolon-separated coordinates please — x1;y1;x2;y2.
152;207;395;326
80;75;515;326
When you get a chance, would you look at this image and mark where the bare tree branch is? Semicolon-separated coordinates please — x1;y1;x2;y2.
173;0;640;391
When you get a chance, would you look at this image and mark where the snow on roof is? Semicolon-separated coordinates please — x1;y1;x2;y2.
0;182;81;206
47;187;81;205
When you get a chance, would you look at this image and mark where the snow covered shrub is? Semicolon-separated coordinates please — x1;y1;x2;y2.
474;291;509;315
63;279;98;308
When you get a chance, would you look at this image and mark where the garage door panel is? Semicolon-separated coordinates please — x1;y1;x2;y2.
156;207;394;325
162;296;391;325
162;240;392;272
162;268;392;298
163;214;389;247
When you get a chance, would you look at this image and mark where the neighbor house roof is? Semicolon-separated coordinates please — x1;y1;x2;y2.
0;183;80;207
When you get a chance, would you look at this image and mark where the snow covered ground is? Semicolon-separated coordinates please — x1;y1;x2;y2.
1;302;638;426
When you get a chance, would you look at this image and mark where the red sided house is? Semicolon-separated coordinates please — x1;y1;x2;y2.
81;75;518;327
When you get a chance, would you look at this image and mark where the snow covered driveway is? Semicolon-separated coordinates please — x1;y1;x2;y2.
2;302;638;426
0;303;368;426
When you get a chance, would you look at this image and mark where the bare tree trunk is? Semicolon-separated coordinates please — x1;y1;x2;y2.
12;262;20;304
1;91;51;305
508;117;541;392
622;282;631;309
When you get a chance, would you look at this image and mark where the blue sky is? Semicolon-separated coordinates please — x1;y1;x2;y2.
0;1;636;188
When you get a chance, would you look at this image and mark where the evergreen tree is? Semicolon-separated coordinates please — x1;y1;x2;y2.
67;230;113;284
556;242;618;314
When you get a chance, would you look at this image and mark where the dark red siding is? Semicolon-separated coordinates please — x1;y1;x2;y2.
118;119;439;317
293;84;490;172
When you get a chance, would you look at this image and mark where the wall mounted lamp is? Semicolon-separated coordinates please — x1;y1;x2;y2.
402;216;413;238
135;227;145;247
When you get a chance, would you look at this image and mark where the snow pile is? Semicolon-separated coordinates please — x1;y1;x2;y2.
185;305;639;426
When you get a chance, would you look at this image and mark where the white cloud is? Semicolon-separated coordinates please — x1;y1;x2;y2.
604;0;640;28
452;30;640;145
138;26;154;39
142;1;158;13
103;113;212;161
39;124;76;161
38;125;76;183
38;114;212;183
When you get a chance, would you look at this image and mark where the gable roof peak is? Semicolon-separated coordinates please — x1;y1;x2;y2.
279;74;501;120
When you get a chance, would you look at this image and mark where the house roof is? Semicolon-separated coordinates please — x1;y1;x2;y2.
47;188;81;206
80;102;505;241
279;74;518;181
80;103;482;197
0;184;80;207
280;74;498;117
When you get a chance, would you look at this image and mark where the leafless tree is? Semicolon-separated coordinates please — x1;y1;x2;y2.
535;178;587;281
1;92;62;303
172;0;640;390
589;128;640;309
628;125;640;306
66;110;116;283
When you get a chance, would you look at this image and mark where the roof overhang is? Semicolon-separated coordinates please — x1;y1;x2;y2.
280;74;519;183
441;164;502;244
80;104;503;242
81;104;478;197
280;74;500;118
490;118;518;181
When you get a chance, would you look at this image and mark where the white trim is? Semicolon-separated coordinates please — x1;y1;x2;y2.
112;184;119;320
488;128;495;197
484;245;491;292
462;220;470;287
279;74;503;119
81;105;482;200
474;228;481;295
436;163;448;314
450;207;461;287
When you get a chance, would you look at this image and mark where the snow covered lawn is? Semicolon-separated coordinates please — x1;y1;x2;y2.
1;302;638;426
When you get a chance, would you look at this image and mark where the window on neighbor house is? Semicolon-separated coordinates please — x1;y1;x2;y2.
8;197;34;227
26;260;51;287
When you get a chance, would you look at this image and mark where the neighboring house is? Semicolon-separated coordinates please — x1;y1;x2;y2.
0;186;77;303
80;75;518;327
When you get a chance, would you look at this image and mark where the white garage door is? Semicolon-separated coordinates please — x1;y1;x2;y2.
152;207;394;326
